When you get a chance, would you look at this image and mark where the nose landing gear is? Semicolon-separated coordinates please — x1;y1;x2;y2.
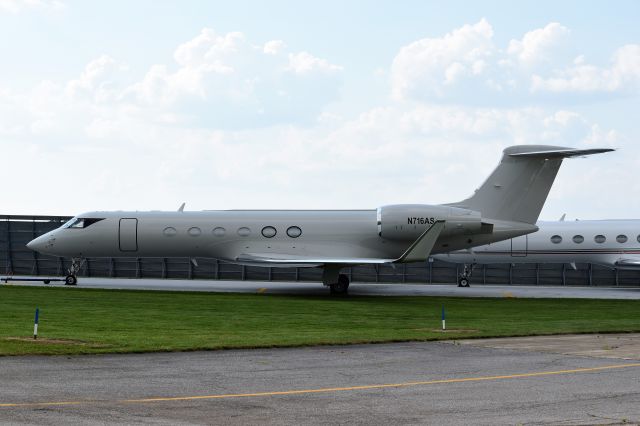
458;264;474;287
65;258;84;286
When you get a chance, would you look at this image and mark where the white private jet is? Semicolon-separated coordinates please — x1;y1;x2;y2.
27;145;612;293
434;218;640;287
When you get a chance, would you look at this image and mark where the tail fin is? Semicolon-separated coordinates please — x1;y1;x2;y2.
448;145;613;224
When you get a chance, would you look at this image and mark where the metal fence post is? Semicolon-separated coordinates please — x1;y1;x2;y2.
509;263;512;285
31;219;39;276
5;219;12;274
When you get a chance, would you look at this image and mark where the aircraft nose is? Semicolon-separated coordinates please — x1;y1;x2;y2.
26;235;48;252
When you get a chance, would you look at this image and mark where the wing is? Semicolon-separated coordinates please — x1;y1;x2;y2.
235;220;445;268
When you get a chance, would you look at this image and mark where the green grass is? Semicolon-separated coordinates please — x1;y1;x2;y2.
1;285;640;356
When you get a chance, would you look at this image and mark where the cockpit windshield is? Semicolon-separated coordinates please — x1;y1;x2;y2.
62;218;105;229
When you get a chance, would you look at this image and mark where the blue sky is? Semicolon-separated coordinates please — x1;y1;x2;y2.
1;0;639;217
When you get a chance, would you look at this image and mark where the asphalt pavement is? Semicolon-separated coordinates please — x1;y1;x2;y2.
1;337;639;425
3;276;640;299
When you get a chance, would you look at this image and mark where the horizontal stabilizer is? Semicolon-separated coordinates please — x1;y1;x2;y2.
507;147;614;158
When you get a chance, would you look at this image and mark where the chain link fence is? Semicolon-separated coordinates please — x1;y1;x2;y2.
2;215;639;286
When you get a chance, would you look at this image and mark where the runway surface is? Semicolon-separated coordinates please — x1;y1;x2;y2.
2;336;639;425
3;276;640;299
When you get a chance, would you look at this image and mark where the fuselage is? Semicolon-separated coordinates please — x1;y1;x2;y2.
434;220;640;269
27;208;536;266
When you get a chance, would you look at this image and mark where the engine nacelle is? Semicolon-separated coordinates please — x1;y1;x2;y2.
377;204;485;241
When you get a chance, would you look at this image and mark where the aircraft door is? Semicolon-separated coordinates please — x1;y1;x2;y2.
510;235;527;257
119;218;138;252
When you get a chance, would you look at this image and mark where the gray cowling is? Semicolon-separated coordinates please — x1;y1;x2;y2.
377;204;484;241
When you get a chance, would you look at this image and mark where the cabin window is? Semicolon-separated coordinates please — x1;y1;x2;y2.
163;227;177;237
237;227;251;237
213;227;226;237
594;235;606;244
188;227;202;237
572;235;584;244
287;226;302;238
550;235;562;244
262;226;277;238
616;234;628;243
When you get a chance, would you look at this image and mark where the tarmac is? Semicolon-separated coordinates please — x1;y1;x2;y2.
3;276;640;299
2;278;640;424
1;336;640;425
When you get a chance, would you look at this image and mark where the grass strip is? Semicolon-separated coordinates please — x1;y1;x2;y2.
1;285;639;356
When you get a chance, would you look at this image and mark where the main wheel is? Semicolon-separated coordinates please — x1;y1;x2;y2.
330;274;350;295
65;275;78;286
458;277;470;287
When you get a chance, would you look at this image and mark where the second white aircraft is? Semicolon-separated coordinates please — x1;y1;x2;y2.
434;218;640;286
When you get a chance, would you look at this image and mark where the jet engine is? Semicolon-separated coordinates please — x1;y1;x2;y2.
377;204;488;241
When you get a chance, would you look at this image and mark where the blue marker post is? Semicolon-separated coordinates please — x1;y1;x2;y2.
441;306;446;331
33;308;39;340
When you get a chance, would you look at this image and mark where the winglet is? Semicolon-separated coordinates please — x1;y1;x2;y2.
178;202;185;212
395;220;445;263
559;213;566;222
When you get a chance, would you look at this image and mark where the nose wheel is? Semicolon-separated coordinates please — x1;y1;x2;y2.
64;258;84;286
457;264;474;287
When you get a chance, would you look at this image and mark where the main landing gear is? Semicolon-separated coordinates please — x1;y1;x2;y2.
458;264;474;288
65;257;84;286
330;274;350;295
323;266;350;295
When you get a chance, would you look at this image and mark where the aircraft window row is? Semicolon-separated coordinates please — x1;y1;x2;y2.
551;234;633;244
163;226;302;238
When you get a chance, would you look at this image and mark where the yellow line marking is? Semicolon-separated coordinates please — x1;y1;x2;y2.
2;362;639;408
257;288;267;294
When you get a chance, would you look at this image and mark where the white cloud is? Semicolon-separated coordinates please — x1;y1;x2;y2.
0;0;64;13
531;44;640;93
286;51;343;74
391;19;494;101
507;23;570;67
391;19;640;103
123;29;343;127
263;40;285;55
